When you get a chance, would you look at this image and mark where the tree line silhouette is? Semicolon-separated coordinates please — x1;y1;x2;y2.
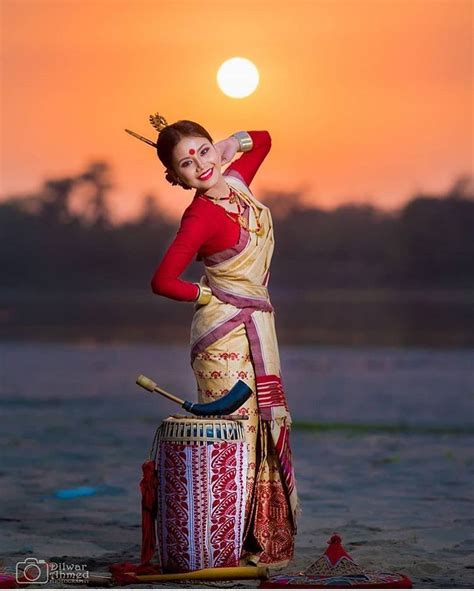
1;161;473;292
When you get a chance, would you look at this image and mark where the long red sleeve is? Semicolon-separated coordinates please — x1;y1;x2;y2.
151;203;217;301
151;131;271;301
225;130;271;187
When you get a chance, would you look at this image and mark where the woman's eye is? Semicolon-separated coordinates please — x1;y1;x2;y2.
182;161;191;168
201;147;209;155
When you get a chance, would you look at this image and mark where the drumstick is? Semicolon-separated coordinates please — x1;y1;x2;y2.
136;375;186;405
136;374;252;416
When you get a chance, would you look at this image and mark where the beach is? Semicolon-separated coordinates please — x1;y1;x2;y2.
1;342;473;588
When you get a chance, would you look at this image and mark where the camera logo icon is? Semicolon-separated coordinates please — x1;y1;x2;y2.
16;557;49;584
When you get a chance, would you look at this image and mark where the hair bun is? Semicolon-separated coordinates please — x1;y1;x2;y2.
165;170;191;190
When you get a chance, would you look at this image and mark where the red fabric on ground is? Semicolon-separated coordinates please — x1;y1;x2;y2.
140;460;158;565
259;573;413;589
0;574;19;589
109;562;162;585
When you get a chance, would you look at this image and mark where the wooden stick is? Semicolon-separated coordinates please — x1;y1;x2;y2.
87;565;267;586
130;565;268;582
136;375;185;405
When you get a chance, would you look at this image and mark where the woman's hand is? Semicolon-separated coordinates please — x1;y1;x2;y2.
214;136;240;166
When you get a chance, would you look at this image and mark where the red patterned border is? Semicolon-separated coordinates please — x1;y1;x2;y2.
157;440;246;572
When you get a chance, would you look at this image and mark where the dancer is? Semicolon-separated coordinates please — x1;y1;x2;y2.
126;114;298;567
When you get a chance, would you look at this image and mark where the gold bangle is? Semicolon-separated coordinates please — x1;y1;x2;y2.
193;283;212;305
232;131;253;152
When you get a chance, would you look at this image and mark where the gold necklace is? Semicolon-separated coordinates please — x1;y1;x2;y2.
208;186;265;236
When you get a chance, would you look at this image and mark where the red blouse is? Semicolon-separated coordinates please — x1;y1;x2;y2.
151;131;271;301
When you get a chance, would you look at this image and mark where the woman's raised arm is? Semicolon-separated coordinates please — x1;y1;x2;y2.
224;130;271;187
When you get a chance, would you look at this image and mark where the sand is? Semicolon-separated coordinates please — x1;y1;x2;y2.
1;342;473;588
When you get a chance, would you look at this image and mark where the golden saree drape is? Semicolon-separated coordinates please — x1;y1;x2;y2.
190;175;298;567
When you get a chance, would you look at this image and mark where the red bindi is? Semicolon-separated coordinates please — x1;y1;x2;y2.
189;148;195;155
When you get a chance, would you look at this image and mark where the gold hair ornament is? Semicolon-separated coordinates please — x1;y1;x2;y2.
149;113;168;132
124;128;157;148
124;112;169;148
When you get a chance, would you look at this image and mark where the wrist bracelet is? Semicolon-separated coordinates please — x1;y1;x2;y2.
193;283;212;305
232;131;253;153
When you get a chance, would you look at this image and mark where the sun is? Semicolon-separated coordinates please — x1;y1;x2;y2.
217;57;260;99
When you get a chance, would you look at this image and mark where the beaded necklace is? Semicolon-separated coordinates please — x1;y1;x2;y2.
203;185;265;237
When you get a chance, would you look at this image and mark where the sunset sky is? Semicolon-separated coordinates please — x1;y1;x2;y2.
2;0;472;222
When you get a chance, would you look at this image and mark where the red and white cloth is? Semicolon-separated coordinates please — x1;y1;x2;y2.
156;439;247;573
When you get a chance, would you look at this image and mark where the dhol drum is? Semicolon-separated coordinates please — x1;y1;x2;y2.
153;415;248;573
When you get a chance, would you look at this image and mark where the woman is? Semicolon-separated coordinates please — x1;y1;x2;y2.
126;114;298;567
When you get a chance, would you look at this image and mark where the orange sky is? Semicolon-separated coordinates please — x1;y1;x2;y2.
1;0;472;222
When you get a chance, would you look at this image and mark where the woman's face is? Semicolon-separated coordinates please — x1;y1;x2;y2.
171;135;222;191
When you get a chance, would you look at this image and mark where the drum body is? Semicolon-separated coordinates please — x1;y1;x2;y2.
156;416;248;572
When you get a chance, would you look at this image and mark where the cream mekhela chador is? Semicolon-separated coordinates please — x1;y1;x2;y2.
190;175;298;566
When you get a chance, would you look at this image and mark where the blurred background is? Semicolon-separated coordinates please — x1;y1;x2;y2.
1;0;473;346
1;2;473;585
